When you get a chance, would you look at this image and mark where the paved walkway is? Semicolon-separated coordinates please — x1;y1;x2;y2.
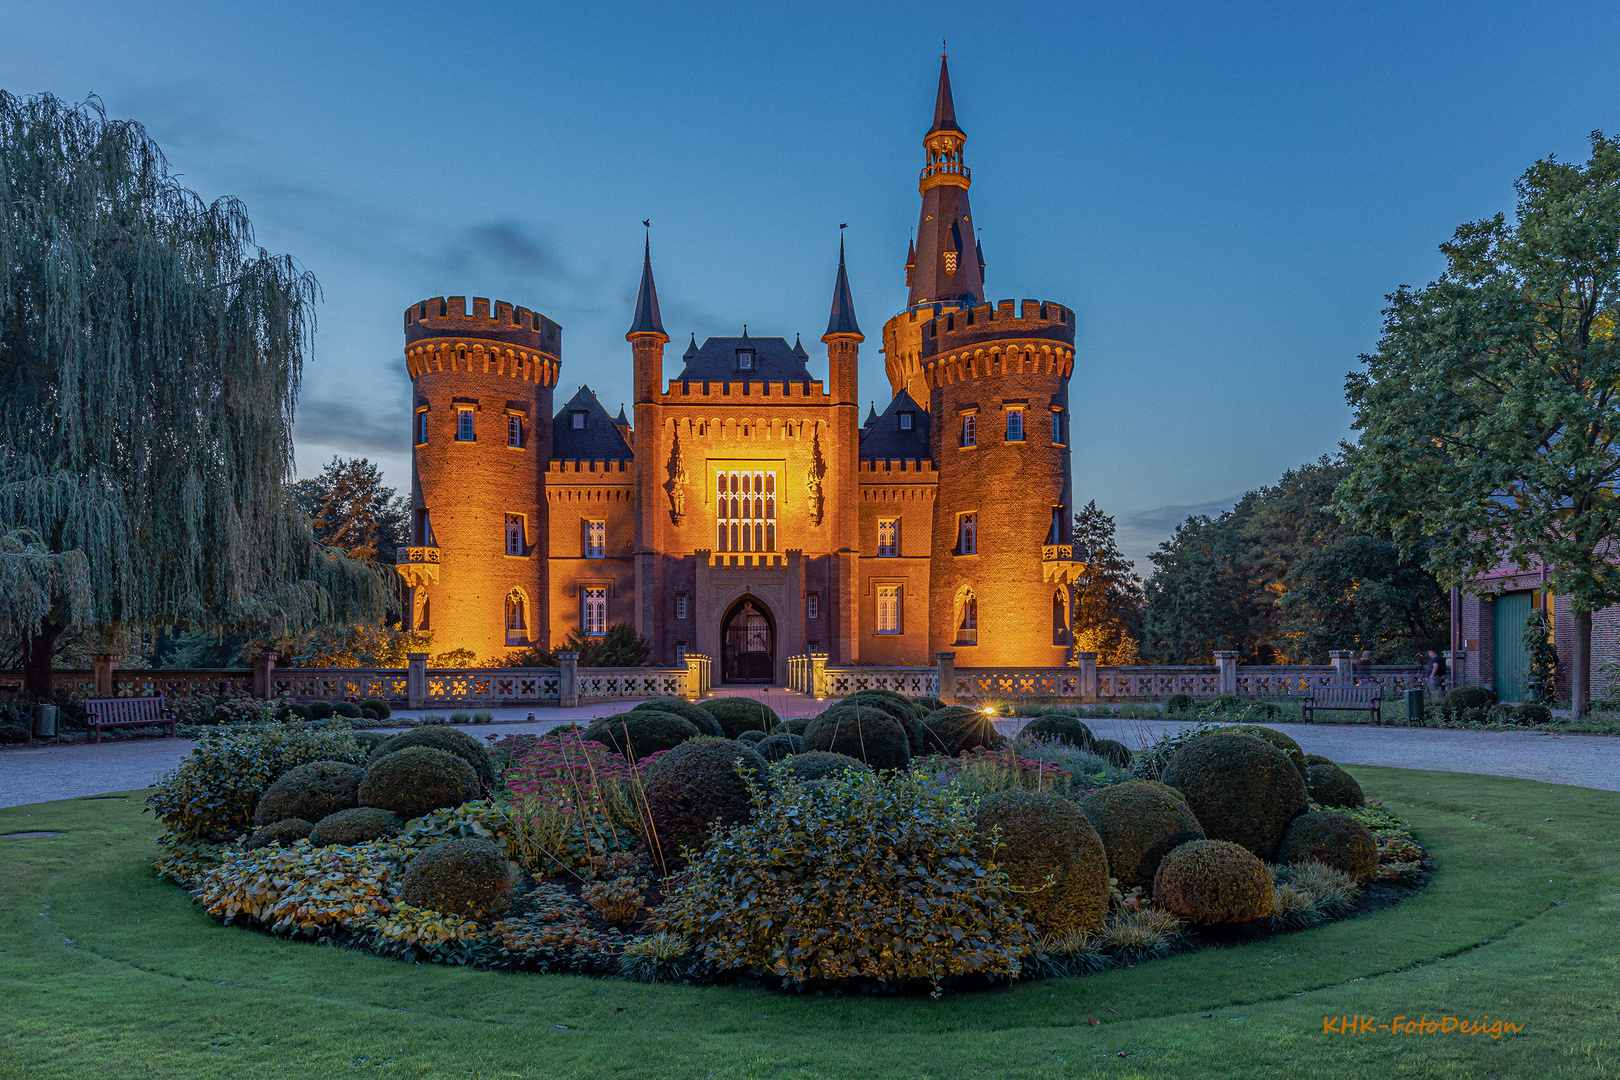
4;694;1619;810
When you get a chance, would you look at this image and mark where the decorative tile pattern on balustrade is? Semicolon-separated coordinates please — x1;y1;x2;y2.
821;668;939;697
575;669;685;700
115;670;257;699
1095;667;1220;699
1233;667;1336;697
954;669;1086;700
266;670;408;702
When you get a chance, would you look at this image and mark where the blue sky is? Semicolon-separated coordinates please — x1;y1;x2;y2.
5;0;1618;570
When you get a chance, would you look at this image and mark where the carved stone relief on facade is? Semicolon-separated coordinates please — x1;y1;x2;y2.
807;429;826;528
664;431;689;524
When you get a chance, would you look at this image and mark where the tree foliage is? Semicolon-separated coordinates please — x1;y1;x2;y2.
493;623;653;668
289;457;410;565
1069;501;1143;664
1336;132;1620;712
0;92;388;692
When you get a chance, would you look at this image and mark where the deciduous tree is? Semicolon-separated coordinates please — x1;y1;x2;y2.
1069;502;1144;664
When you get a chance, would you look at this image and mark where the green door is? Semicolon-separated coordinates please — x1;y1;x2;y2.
1493;590;1533;702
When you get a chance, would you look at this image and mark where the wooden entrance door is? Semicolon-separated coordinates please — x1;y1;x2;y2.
722;599;774;684
1493;590;1533;702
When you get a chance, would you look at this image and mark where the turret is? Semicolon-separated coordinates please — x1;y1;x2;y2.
401;296;560;659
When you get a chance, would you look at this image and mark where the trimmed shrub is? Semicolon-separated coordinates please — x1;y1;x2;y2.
773;750;867;784
1090;738;1132;768
1160;732;1309;861
361;698;392;720
912;696;947;715
148;726;371;841
307;702;335;720
834;691;928;753
785;716;813;736
0;722;30;744
309;807;403;847
372;727;496;787
1278;811;1380;882
358;746;481;822
583;711;701;761
700;697;783;738
1018;714;1094;749
632;698;724;737
1164;693;1194;714
973;790;1110;934
736;729;769;746
280;702;314;722
754;732;806;762
1305;753;1335;767
1078;781;1206;891
659;771;1029;992
923;706;1007;756
398;838;515;922
1218;724;1306;776
245;818;313;850
803;708;911;770
333;702;363;719
1514;703;1553;726
360;709;379;721
643;738;769;871
353;731;388;753
1152;839;1275;923
1445;685;1497;711
1305;762;1365;808
253;760;364;827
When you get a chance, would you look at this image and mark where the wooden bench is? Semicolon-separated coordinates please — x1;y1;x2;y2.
1301;684;1382;725
84;697;177;743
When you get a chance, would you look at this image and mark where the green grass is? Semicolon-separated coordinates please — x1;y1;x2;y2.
1;768;1616;1079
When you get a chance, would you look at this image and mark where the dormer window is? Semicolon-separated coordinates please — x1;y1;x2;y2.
898;412;914;431
571;411;586;430
736;349;755;371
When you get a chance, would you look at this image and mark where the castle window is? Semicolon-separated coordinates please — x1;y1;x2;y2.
571;411;586;430
415;410;429;445
505;589;528;645
583;586;607;637
1053;589;1070;647
957;513;978;556
954;588;977;645
1048;506;1065;545
961;413;976;448
716;469;777;553
456;407;475;441
1051;408;1064;445
508;415;523;447
675;593;688;620
505;515;525;556
736;349;755;371
877;518;899;558
1006;408;1025;442
417;509;435;547
586;520;606;559
806;593;820;620
877;585;901;635
899;412;913;431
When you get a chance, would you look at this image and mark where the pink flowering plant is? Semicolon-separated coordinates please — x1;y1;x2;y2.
501;729;657;874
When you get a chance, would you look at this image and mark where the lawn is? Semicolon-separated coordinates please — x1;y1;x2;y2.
0;766;1614;1079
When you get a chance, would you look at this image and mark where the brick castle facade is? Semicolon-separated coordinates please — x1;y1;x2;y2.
396;58;1084;683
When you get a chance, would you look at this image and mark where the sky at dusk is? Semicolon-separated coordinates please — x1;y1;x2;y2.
5;0;1619;570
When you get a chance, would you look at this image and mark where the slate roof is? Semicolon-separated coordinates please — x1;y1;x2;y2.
929;55;963;136
553;386;633;461
627;237;666;337
859;390;931;462
674;334;813;383
825;237;862;337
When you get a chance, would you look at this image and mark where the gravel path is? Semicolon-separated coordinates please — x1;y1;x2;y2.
4;704;1619;810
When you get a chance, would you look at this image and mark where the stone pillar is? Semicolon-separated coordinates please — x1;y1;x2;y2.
1214;651;1238;696
407;652;428;709
559;651;579;708
91;653;119;699
685;653;704;701
812;653;828;699
937;651;957;705
251;652;278;699
1075;651;1098;704
1330;650;1355;685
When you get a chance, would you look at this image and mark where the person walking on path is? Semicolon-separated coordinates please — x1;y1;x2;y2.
1424;649;1447;695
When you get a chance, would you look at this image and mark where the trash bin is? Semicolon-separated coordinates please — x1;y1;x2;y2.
1404;689;1425;724
31;703;58;739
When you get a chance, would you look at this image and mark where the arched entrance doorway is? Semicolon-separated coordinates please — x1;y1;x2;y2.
721;596;775;685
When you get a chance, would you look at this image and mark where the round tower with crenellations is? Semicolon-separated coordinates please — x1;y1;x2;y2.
401;296;561;661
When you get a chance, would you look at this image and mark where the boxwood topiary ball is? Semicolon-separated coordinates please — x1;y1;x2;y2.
245;817;313;850
399;838;514;922
1160;732;1309;861
912;696;947;716
1218;724;1306;776
1153;839;1275;923
784;716;813;736
1090;738;1133;768
1277;811;1379;882
1305;753;1335;767
252;760;363;827
1079;780;1206;891
333;702;363;719
372;727;495;788
584;711;701;761
922;706;1007;757
754;732;807;762
829;694;928;754
361;698;392;720
633;698;724;737
1305;762;1365;808
1018;714;1095;749
700;697;783;738
974;790;1110;934
773;749;869;784
307;702;336;720
309;806;403;847
803;708;911;770
282;702;314;722
643;738;769;871
358;746;480;822
1164;693;1194;714
736;729;769;746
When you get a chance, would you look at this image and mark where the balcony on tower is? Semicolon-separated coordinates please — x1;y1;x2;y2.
395;545;441;588
1041;544;1086;584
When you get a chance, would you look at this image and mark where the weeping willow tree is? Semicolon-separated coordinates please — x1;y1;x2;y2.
0;91;389;698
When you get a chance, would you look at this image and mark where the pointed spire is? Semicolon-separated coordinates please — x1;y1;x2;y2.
864;401;879;427
613;404;629;426
683;332;698;360
824;235;862;338
793;333;808;360
928;52;963;136
627;233;666;338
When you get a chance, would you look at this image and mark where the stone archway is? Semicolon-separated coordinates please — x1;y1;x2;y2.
720;595;775;685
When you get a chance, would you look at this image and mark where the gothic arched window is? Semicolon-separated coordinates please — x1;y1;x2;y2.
505;589;528;645
954;587;977;646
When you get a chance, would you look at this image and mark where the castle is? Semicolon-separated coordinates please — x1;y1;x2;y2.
395;58;1082;683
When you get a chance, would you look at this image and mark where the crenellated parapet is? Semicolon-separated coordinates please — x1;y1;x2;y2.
404;296;562;384
917;299;1075;385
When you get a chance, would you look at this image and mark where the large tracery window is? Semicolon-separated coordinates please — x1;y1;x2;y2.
716;470;777;553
